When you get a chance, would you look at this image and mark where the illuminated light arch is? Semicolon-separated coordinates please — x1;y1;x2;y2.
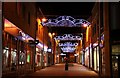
54;34;83;40
42;16;91;27
61;46;76;52
59;42;78;52
59;42;78;47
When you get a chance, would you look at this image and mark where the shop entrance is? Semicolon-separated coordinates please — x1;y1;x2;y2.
112;55;120;78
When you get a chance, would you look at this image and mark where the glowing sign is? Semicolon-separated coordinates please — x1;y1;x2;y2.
47;48;52;52
54;34;83;40
59;42;78;47
42;16;90;27
60;53;66;55
37;42;48;52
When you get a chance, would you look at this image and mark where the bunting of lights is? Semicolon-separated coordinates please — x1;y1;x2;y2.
54;34;83;41
42;16;90;27
59;42;78;47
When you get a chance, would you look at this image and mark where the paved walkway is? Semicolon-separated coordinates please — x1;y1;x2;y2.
24;63;98;78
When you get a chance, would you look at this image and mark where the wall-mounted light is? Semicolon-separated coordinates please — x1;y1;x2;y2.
36;48;39;52
83;23;88;27
37;18;41;25
52;33;55;36
42;18;47;22
47;48;52;52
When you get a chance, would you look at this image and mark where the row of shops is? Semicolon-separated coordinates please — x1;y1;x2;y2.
2;18;54;75
75;34;105;74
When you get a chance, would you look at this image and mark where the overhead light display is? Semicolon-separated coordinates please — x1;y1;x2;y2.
61;46;76;52
59;42;78;47
59;42;79;52
41;16;91;27
54;34;83;41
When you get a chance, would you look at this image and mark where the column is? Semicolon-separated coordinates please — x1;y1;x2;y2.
98;2;102;76
103;3;111;77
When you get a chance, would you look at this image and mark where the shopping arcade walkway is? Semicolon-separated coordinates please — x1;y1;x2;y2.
23;63;98;78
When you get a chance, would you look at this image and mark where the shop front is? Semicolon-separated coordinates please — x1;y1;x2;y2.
35;47;42;70
36;42;48;68
2;18;35;75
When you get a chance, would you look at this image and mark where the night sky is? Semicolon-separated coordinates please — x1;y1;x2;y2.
37;2;95;19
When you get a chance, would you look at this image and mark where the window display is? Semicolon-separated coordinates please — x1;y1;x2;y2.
3;48;9;67
19;51;26;64
11;49;17;64
93;46;99;71
27;54;30;63
94;48;97;70
90;47;92;68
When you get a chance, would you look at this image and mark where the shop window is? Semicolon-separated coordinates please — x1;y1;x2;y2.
11;49;17;65
112;45;120;53
94;48;97;70
35;53;41;66
19;51;26;64
27;54;30;63
3;48;9;67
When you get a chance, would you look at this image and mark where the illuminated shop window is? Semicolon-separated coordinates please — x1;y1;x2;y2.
19;51;26;64
27;54;30;63
3;48;9;66
11;50;17;64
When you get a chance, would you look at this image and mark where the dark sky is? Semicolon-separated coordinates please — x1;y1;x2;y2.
37;2;95;19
